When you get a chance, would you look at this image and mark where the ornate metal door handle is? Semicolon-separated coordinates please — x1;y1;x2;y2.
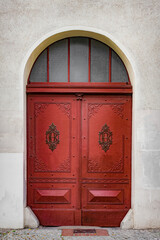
46;123;60;152
99;123;112;152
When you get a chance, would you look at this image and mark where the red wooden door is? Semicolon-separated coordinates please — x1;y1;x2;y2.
81;94;131;226
27;93;131;226
27;94;81;226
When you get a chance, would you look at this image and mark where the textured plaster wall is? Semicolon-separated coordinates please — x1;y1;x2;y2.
0;0;160;228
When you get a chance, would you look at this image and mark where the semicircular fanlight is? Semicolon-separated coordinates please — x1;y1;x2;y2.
29;37;129;84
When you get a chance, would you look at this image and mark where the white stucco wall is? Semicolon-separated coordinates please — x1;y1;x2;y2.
0;0;160;229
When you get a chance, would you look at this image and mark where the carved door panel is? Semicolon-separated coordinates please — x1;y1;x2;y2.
81;95;132;226
27;94;80;226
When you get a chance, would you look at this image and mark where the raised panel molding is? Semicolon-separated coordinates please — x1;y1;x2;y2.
34;189;71;204
87;189;123;204
33;101;71;173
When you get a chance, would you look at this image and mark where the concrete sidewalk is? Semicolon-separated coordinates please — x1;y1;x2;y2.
0;226;160;240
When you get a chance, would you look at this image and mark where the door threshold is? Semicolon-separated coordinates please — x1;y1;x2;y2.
57;226;103;229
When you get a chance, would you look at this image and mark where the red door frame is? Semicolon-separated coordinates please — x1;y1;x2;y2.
27;82;132;94
27;84;132;226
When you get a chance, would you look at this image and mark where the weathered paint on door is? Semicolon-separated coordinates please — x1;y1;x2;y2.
27;93;131;226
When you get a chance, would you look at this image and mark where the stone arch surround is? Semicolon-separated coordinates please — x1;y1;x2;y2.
22;26;135;228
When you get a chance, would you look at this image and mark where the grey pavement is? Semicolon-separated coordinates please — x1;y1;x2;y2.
0;227;160;240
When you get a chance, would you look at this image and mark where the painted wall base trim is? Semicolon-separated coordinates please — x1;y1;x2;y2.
120;209;134;229
24;207;39;228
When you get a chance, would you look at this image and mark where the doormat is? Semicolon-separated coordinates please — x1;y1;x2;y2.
62;229;109;236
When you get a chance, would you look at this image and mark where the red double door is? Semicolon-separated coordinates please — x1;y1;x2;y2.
27;93;131;226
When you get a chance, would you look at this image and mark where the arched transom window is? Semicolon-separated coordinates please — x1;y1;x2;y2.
28;37;130;84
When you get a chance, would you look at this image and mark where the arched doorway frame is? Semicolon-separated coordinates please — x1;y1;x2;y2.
21;26;135;228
